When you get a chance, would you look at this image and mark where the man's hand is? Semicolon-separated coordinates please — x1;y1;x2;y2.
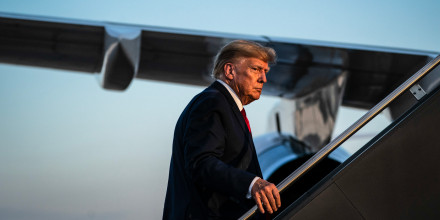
251;178;281;214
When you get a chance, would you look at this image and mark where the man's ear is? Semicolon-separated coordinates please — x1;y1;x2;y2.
224;63;234;80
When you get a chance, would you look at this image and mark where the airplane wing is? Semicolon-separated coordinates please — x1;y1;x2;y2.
0;12;438;109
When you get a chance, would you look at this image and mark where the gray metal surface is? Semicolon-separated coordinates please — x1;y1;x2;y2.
253;133;350;181
278;75;440;219
99;25;141;90
409;84;427;100
266;71;348;151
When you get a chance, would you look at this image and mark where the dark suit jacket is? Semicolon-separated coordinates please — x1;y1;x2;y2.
163;81;263;219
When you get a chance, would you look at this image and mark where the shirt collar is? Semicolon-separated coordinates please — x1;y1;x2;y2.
216;79;243;111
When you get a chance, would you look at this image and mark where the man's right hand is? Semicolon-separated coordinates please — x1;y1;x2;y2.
251;178;281;214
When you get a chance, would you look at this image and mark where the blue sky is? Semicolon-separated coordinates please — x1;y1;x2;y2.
0;0;439;219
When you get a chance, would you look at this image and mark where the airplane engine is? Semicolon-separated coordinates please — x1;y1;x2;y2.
266;70;348;152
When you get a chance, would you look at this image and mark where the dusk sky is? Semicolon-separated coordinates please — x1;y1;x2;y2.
0;0;439;219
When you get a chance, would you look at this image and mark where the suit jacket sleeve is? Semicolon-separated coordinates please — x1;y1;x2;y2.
183;92;257;199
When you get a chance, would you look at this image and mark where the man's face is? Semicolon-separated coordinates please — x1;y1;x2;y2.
228;57;269;105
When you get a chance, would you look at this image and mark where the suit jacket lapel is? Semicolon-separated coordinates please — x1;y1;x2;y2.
210;82;263;177
210;81;250;136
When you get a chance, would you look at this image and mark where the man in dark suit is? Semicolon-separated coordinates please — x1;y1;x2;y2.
163;40;281;219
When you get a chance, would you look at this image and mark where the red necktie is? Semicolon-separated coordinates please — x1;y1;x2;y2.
240;108;251;133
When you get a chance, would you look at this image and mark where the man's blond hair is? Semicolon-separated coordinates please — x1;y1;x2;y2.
211;40;276;79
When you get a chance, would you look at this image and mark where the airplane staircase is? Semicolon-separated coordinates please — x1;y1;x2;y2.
240;55;440;219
